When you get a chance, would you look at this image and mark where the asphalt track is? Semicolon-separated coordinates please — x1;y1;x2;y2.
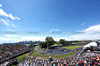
34;46;83;55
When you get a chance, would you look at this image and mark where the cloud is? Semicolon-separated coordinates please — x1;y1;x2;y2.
11;24;16;27
49;29;59;33
0;18;16;27
83;24;100;34
0;34;20;43
9;14;20;20
49;30;53;33
80;23;86;26
57;29;59;31
1;18;9;26
5;34;19;37
69;24;100;40
1;24;100;43
0;37;45;44
21;37;45;41
18;37;67;42
0;37;17;43
0;36;68;44
7;29;14;31
54;37;67;41
0;5;20;27
53;29;55;30
0;9;8;16
0;4;2;7
0;9;20;20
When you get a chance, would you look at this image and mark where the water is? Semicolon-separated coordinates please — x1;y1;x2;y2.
24;44;30;46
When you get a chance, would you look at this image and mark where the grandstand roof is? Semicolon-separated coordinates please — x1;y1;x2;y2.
83;42;97;49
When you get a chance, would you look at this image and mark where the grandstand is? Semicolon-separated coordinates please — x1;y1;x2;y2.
0;44;31;65
18;51;100;66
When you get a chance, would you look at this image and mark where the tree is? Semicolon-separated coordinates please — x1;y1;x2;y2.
45;36;55;48
59;39;65;45
29;43;34;47
39;42;47;48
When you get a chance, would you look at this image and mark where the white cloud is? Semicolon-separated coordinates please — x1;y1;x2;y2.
0;37;17;43
11;24;16;27
9;14;20;20
57;29;59;31
0;9;20;20
84;24;100;34
54;37;67;41
69;33;100;40
49;30;53;33
0;36;68;44
5;34;19;37
0;34;21;43
69;24;100;40
0;18;16;27
0;4;2;7
7;29;14;31
0;8;20;27
1;18;9;26
2;36;42;44
1;24;100;43
0;5;20;27
0;37;12;41
0;9;8;17
80;23;86;26
21;37;45;41
18;37;67;42
49;29;59;33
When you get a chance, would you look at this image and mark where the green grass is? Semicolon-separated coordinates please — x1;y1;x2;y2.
32;49;77;58
11;52;29;66
0;47;3;50
17;52;29;63
54;42;60;45
63;45;82;50
39;46;42;51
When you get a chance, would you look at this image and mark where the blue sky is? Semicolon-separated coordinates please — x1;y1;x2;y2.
0;0;100;43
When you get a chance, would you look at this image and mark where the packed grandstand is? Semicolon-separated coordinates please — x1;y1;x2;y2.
0;44;30;65
18;52;100;66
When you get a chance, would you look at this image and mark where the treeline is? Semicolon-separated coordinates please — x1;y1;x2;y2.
39;36;82;48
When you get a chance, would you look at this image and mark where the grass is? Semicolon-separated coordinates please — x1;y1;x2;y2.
39;46;42;51
11;52;29;66
17;52;29;63
53;42;60;45
32;49;77;58
0;47;3;50
63;45;82;50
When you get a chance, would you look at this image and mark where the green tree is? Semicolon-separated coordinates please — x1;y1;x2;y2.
68;41;82;45
39;42;47;48
45;36;55;48
29;43;34;47
59;39;65;45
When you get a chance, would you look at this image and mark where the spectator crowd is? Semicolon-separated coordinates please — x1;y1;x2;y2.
0;44;30;63
18;52;100;66
0;58;17;66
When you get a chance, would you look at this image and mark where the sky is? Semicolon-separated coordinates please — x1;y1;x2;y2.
0;0;100;43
